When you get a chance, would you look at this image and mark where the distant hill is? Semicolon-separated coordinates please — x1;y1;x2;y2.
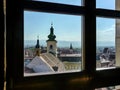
24;40;115;48
24;40;81;48
97;41;115;47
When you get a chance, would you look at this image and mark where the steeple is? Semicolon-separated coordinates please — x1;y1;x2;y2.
35;36;40;48
70;43;73;49
35;36;40;56
47;23;56;42
46;23;57;57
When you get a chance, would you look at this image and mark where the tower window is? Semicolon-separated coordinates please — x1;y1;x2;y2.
50;45;53;49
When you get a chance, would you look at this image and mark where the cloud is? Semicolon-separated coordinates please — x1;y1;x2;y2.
97;25;115;42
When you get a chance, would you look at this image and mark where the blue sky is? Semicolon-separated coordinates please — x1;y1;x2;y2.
24;12;81;41
96;0;115;9
34;0;81;6
24;0;115;46
96;17;115;46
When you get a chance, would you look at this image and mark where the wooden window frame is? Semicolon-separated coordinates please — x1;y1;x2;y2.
6;0;120;90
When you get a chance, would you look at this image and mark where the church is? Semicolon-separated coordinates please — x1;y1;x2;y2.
25;24;65;74
24;23;81;74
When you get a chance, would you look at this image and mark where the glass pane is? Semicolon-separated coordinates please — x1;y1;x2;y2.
96;17;116;70
33;0;81;6
24;11;82;76
96;0;115;10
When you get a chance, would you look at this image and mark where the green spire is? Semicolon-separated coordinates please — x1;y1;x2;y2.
35;36;40;48
47;23;56;41
70;43;73;49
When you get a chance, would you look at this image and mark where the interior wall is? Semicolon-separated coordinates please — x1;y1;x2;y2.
115;0;120;89
116;0;120;67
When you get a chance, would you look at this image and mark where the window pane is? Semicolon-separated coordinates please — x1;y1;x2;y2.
96;0;115;10
96;17;116;70
24;11;82;76
33;0;81;6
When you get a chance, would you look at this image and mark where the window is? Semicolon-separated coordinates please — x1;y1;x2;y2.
96;0;115;10
96;17;116;69
96;17;120;70
24;11;82;76
6;0;120;90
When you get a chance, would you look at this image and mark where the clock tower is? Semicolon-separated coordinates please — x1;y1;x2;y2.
46;23;57;57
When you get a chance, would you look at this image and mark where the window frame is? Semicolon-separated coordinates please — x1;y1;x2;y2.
6;0;120;90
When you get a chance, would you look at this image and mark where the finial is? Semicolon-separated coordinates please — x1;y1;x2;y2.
70;43;73;49
51;22;53;26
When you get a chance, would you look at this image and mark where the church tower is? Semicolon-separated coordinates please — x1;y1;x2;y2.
70;43;73;50
70;43;73;54
46;23;57;57
35;36;41;56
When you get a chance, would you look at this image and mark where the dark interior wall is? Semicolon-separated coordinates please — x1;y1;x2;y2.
0;0;4;90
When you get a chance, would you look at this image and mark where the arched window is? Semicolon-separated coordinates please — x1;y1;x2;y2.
50;45;53;49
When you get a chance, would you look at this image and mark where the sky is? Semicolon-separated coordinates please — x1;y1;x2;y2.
24;0;116;46
24;12;81;41
34;0;82;6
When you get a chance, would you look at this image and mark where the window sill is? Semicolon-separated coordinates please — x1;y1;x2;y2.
96;67;116;71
